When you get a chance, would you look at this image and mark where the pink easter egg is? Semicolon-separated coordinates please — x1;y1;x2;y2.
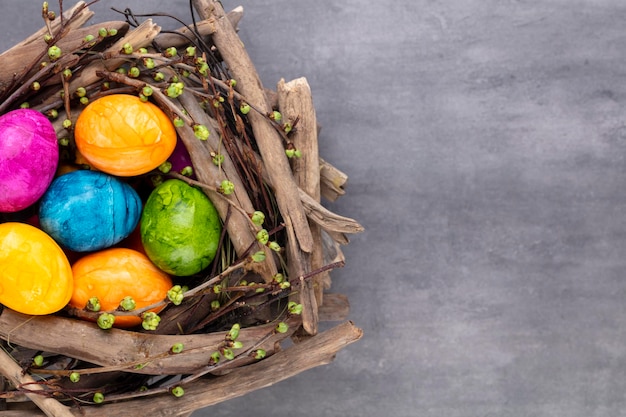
0;109;58;212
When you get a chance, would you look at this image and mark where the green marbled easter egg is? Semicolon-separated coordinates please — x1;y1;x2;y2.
140;179;222;276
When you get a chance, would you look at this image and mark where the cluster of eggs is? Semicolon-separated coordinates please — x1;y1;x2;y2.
0;95;222;325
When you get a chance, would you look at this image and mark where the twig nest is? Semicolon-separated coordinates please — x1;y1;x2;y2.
0;222;73;315
0;109;58;212
74;94;177;176
38;170;142;252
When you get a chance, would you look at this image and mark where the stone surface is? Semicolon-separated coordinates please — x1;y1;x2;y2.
3;1;626;416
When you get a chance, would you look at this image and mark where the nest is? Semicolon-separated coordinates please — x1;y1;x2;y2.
0;1;363;416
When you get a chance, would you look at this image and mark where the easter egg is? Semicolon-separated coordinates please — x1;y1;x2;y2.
141;179;222;276
0;109;58;212
39;170;142;252
69;248;172;327
0;222;73;315
74;94;177;176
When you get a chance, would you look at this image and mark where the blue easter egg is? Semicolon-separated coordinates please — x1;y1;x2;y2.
39;170;142;252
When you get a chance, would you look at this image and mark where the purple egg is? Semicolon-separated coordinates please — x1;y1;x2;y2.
0;109;58;212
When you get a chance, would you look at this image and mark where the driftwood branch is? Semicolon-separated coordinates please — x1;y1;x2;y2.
0;348;74;417
193;0;314;255
278;77;322;334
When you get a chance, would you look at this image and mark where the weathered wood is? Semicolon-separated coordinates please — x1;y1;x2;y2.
320;157;349;201
0;2;94;92
0;309;299;376
0;348;74;417
193;0;315;255
278;77;323;334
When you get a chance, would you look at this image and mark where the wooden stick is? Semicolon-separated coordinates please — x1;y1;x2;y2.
50;321;358;416
0;2;94;92
0;309;297;376
0;348;74;417
193;0;314;255
278;77;323;334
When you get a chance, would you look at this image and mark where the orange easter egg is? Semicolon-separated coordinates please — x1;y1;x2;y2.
74;94;177;176
69;248;172;327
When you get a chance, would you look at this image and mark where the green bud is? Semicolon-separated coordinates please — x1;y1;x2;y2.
58;137;70;146
228;323;240;341
143;57;156;69
138;47;149;54
251;251;266;263
211;152;224;166
119;296;136;311
239;103;251;115
283;122;293;134
138;94;148;103
43;34;53;44
279;281;291;290
115;67;127;75
232;340;243;349
142;85;153;97
46;109;58;119
180;166;193;176
98;28;108;38
171;386;185;398
19;102;29;109
171;343;184;354
288;301;303;315
86;297;101;312
229;79;237;87
48;45;61;61
32;355;44;367
222;348;234;360
256;229;269;245
193;124;210;140
108;28;118;37
212;284;222;294
164;47;177;57
268;241;281;252
186;46;196;56
97;313;115;330
69;372;81;383
285;148;295;158
219;180;235;195
31;81;41;91
294;149;302;158
250;211;265;226
84;34;95;43
275;322;289;334
252;349;266;360
80;97;89;105
173;116;185;128
128;66;141;78
93;392;104;404
122;42;133;54
167;285;185;306
165;82;184;98
197;61;209;76
210;300;220;311
62;119;72;129
271;111;282;122
210;351;221;365
142;312;161;331
75;87;87;98
158;161;172;174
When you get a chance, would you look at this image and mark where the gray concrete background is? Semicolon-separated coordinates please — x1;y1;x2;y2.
3;1;626;416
